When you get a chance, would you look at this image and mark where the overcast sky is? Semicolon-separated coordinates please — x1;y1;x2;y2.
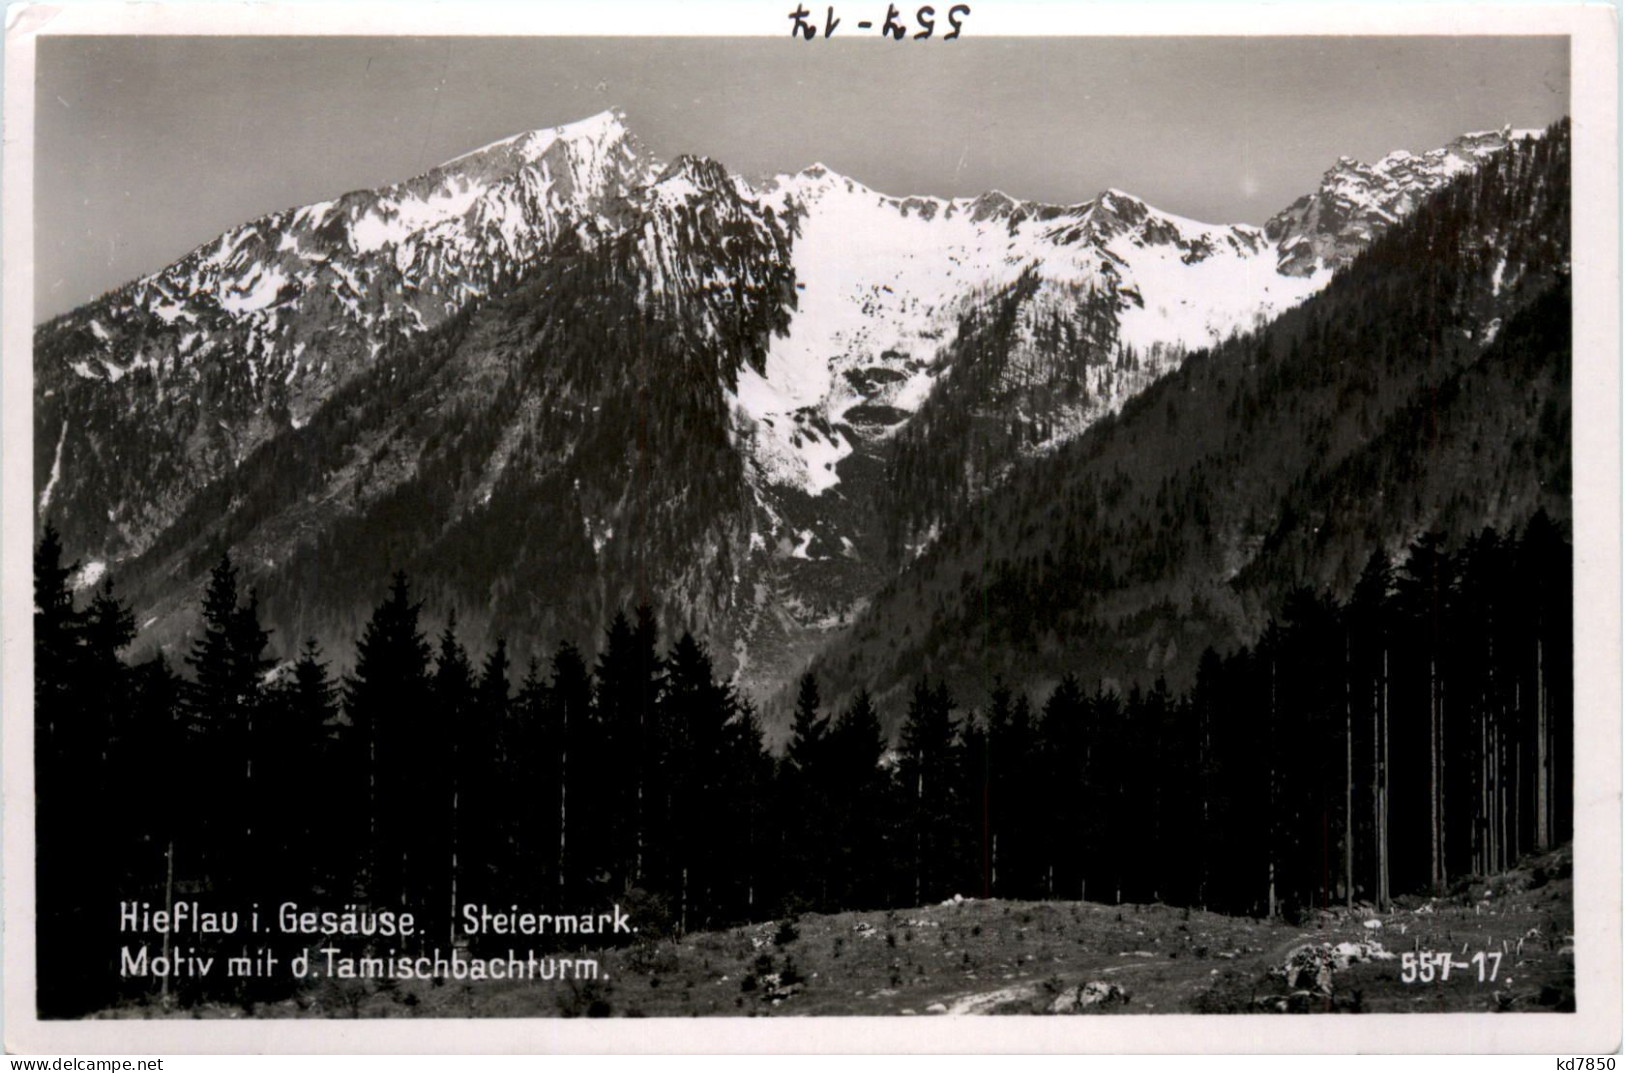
36;35;1568;322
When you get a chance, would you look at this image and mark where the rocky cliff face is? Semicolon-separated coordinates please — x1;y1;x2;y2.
1267;126;1540;277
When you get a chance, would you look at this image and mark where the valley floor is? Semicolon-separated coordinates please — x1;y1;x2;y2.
99;847;1574;1019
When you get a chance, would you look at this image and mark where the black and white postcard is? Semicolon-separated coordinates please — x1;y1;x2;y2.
3;1;1619;1055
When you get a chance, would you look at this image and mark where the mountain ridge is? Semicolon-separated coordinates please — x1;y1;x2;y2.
34;111;1552;718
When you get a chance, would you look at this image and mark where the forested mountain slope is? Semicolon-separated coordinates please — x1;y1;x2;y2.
101;154;796;662
813;121;1570;722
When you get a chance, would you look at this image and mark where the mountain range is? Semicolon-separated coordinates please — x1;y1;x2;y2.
34;109;1563;730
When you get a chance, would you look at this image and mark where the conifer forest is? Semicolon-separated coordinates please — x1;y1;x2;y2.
34;512;1571;1015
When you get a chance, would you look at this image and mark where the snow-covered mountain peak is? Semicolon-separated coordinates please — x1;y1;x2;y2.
1094;187;1143;208
760;161;882;206
442;107;631;162
1083;187;1156;233
52;106;666;390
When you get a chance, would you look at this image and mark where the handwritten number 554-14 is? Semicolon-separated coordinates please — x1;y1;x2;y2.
790;4;971;40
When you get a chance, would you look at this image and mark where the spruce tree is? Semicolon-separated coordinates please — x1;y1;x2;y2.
1350;550;1394;908
957;706;990;898
658;631;731;931
898;678;959;904
278;639;342;896
828;689;892;907
548;641;596;899
346;571;432;913
1038;674;1088;900
721;696;776;917
594;607;663;891
783;671;832;909
186;553;272;904
33;527;131;1015
786;672;829;774
511;657;553;896
430;614;474;941
32;524;78;720
465;638;512;940
984;681;1038;899
1395;532;1453;893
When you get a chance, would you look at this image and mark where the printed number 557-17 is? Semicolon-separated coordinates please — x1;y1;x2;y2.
1400;951;1502;983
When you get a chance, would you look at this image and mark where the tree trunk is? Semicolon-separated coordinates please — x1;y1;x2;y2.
1514;679;1523;862
1439;678;1448;887
1372;667;1382;909
991;832;999;900
1380;648;1391;910
1487;632;1499;873
914;771;924;907
1430;655;1442;892
1345;629;1354;909
1535;636;1550;850
1199;704;1211;911
1497;711;1508;872
449;786;459;946
1268;654;1279;918
559;732;567;894
1478;695;1488;875
161;838;174;1008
